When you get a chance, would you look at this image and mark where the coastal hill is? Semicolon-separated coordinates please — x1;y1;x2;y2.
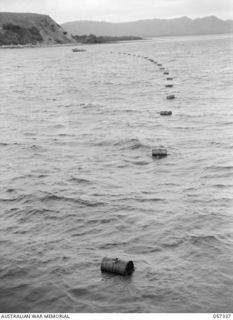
62;16;233;37
0;12;74;45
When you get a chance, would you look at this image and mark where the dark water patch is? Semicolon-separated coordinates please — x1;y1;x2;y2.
61;104;73;108
129;245;162;254
69;177;92;184
38;174;48;178
123;158;150;166
23;132;37;136
124;109;137;113
161;238;185;249
70;231;91;238
0;240;12;245
201;170;233;179
21;144;47;153
103;81;115;85
40;193;105;208
0;195;26;203
13;229;29;235
46;98;57;102
80;103;104;110
115;138;150;150
99;241;129;249
68;287;90;298
160;234;222;250
92;137;150;150
52;124;65;129
86;217;119;225
212;183;232;188
136;197;165;203
0;266;29;281
205;165;233;172
221;121;233;125
188;234;220;246
6;188;16;193
58;133;74;137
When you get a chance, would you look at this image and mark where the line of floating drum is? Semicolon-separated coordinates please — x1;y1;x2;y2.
101;51;177;276
109;50;176;161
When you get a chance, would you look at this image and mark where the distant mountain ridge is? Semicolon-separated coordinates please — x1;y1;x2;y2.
0;12;74;45
62;16;233;37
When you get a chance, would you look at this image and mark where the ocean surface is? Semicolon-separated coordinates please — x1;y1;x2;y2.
0;34;233;313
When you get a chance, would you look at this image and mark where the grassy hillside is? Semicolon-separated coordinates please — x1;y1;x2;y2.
0;12;74;45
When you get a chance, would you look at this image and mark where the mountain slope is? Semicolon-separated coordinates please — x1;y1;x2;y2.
0;12;74;45
62;16;233;37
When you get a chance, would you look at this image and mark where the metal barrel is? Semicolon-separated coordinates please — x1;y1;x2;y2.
167;94;175;100
152;148;168;159
160;111;172;116
101;257;134;276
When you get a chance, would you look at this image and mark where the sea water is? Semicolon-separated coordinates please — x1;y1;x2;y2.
0;34;233;312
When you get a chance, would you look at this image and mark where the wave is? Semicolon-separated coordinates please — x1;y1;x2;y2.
124;159;150;166
0;195;25;202
69;177;92;184
0;142;21;147
161;234;222;250
40;193;105;208
118;138;148;150
188;234;219;246
23;144;47;153
94;138;150;150
205;165;233;172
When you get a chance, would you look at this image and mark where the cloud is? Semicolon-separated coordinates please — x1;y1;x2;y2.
0;0;232;22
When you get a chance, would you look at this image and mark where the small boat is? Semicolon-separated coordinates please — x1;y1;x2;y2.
72;48;86;52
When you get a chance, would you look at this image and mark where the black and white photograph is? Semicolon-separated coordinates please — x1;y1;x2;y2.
0;0;233;315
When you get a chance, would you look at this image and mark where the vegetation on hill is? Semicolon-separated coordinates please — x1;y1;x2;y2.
72;34;142;44
0;23;43;45
0;12;74;46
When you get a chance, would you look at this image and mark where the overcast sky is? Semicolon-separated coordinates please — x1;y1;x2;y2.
0;0;232;23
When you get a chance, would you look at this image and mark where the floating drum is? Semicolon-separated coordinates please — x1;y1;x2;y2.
164;71;169;75
160;111;172;116
152;148;168;159
158;64;162;66
160;67;165;70
167;95;175;100
167;77;173;80
101;257;134;276
165;84;173;88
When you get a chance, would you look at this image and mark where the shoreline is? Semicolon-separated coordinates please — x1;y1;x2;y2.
0;39;145;49
1;32;231;49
